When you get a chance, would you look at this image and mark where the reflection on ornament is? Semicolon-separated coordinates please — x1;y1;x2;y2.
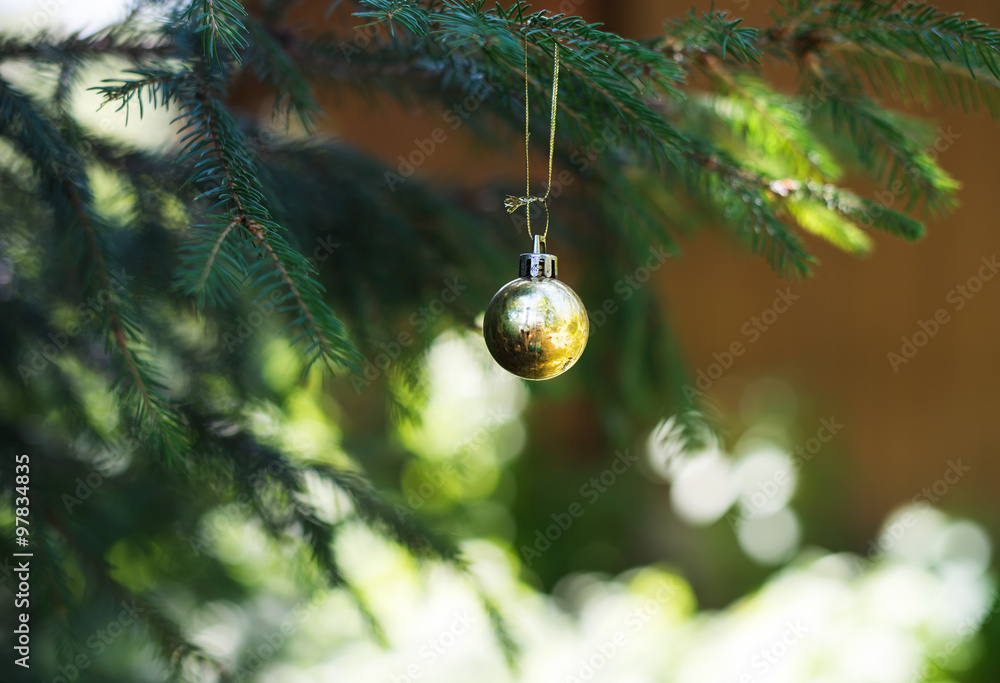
484;236;589;380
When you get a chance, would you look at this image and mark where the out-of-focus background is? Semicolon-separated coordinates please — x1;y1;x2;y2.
1;0;998;681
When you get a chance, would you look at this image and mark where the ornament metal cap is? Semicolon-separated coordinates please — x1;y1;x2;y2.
519;235;558;279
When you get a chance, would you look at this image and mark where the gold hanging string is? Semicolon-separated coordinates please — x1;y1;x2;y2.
504;34;560;243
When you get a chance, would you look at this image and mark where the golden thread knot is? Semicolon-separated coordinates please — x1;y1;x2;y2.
504;194;547;214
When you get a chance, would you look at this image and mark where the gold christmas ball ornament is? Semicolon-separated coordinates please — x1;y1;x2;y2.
483;236;589;380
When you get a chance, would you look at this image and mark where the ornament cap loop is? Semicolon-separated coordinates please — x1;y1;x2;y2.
519;237;558;278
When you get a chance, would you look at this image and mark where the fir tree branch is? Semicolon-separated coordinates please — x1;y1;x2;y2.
187;89;355;369
355;0;430;36
699;59;840;179
189;423;390;644
824;1;1000;78
195;218;240;292
660;9;761;64
761;1;1000;117
0;32;176;64
184;0;250;65
69;191;186;451
796;180;926;240
96;67;192;124
183;410;517;652
96;39;358;371
44;510;222;676
836;44;1000;116
805;58;960;211
315;3;820;275
312;464;465;563
552;49;688;168
0;77;187;461
294;514;388;644
243;17;320;126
